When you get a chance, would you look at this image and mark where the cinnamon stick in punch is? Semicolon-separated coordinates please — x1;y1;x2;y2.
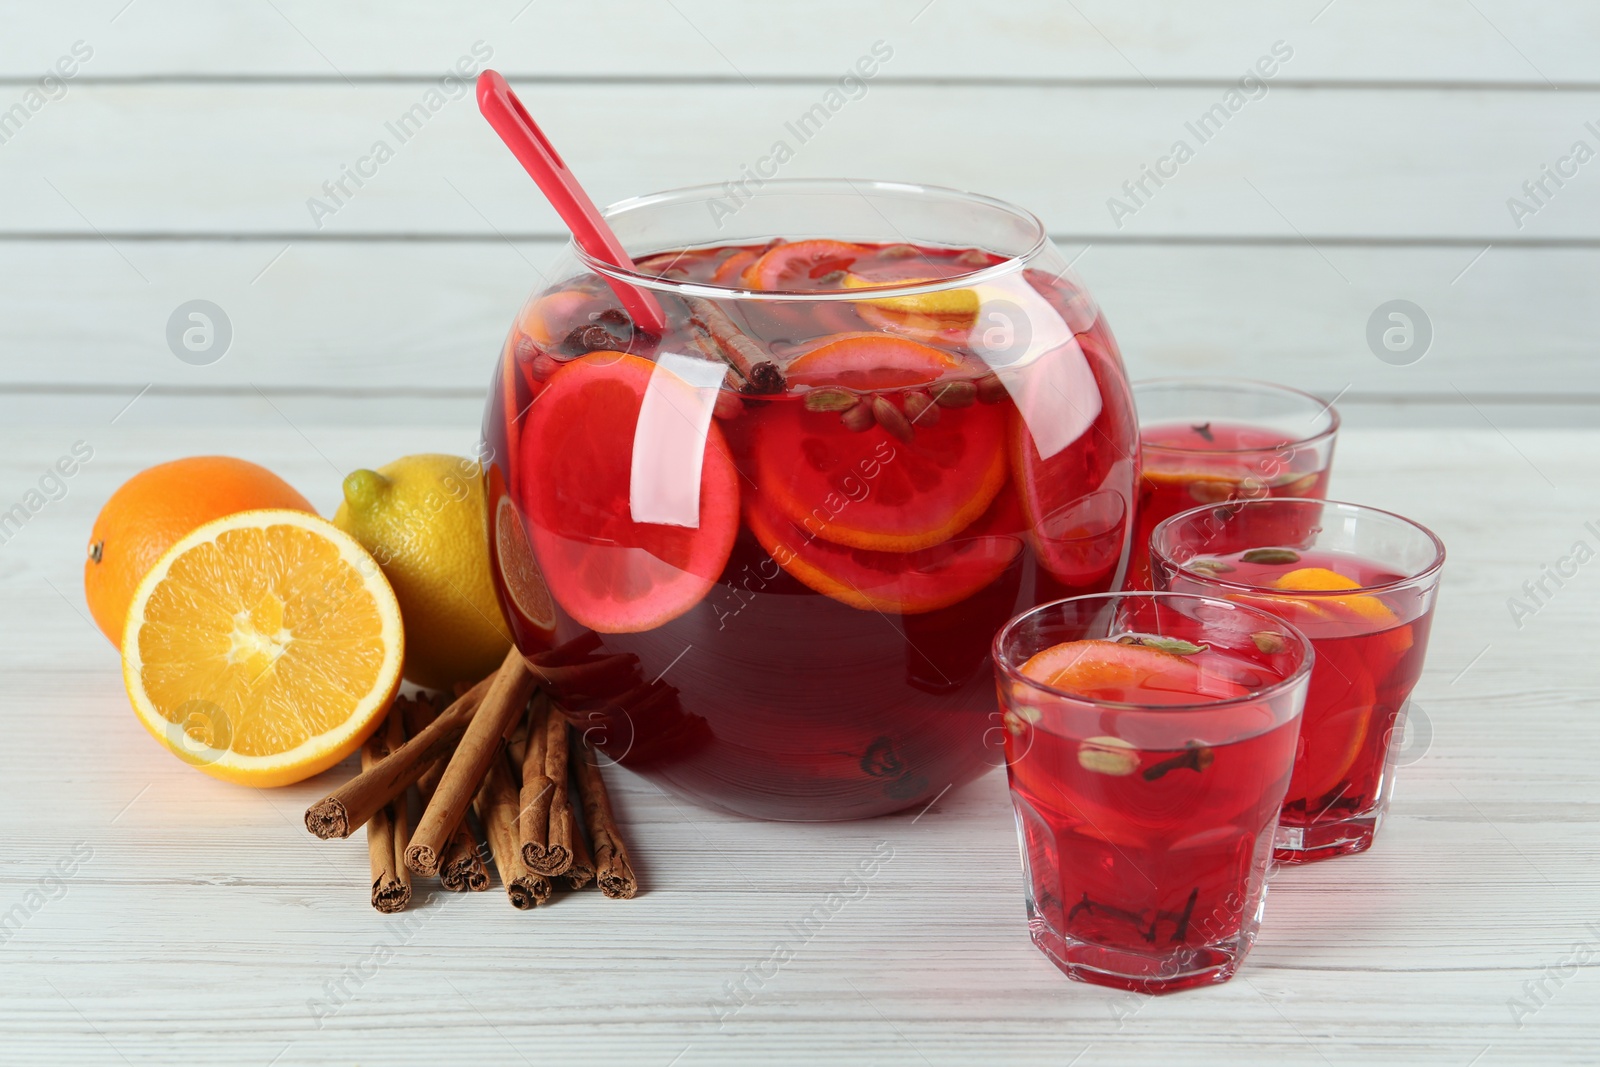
405;646;538;876
681;295;785;394
571;733;638;899
362;708;411;913
403;699;489;892
305;675;492;840
476;748;551;910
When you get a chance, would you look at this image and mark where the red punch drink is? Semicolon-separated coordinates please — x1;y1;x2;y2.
483;181;1140;820
1128;380;1339;589
994;593;1311;993
1151;499;1445;862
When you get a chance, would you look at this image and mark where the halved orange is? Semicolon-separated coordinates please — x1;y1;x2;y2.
746;487;1023;614
121;509;404;787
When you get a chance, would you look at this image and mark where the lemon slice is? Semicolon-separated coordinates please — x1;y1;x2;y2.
121;509;404;787
842;273;980;319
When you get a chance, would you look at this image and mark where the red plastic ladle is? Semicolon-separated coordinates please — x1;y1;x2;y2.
476;70;667;334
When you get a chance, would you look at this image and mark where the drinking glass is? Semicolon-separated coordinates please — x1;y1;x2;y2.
993;592;1312;992
1150;498;1445;862
1127;378;1339;588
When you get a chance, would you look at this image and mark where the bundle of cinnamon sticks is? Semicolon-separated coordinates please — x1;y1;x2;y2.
305;637;639;913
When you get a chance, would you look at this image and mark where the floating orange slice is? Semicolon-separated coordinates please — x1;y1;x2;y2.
1288;669;1377;806
1018;639;1214;705
784;332;965;390
753;398;1005;554
746;488;1022;614
712;248;760;285
1273;567;1392;621
121;509;404;787
746;239;868;290
1272;567;1412;651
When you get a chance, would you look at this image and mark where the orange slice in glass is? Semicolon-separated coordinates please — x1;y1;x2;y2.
1018;639;1218;705
121;509;404;787
1272;567;1413;652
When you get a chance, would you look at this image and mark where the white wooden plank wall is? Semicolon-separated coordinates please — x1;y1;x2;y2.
0;2;1595;428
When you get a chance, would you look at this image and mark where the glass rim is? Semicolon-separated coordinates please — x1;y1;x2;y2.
992;591;1316;714
575;178;1051;301
1149;497;1448;598
1133;376;1341;454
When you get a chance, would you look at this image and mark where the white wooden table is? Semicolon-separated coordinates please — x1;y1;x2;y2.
2;425;1596;1066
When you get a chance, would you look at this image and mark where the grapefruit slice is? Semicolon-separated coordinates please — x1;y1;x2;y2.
746;488;1022;614
519;352;740;633
121;509;404;787
747;239;868;290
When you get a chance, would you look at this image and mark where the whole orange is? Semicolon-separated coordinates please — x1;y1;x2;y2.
85;456;315;647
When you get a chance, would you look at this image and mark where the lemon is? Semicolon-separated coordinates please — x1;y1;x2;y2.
333;454;511;689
